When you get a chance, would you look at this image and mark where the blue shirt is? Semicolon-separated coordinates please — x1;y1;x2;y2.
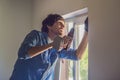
10;30;78;80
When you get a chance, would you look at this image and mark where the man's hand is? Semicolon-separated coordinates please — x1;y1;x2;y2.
63;36;72;49
52;35;72;51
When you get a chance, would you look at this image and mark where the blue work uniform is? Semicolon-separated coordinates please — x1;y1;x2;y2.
10;30;78;80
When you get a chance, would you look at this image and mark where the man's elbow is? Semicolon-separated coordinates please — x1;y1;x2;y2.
77;55;82;60
76;52;82;60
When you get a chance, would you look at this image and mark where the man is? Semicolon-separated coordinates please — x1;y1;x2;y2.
10;14;88;80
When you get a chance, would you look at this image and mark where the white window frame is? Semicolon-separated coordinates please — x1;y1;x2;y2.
59;8;88;80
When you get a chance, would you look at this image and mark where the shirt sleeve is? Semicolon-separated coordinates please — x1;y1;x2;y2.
18;30;39;59
58;48;78;61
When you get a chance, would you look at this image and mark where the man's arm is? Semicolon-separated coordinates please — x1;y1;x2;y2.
28;35;66;58
76;17;88;59
76;31;88;59
28;42;53;58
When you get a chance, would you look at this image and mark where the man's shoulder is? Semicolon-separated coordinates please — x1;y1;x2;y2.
30;30;40;33
29;30;47;36
29;30;41;35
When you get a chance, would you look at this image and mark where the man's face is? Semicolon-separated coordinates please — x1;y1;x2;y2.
48;20;66;36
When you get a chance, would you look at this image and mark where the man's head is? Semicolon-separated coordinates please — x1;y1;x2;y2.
41;14;66;36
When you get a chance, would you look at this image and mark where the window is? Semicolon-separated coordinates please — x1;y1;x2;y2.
59;8;88;80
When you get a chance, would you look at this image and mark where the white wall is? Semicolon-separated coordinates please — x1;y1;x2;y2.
89;0;120;80
0;0;32;80
32;0;88;30
2;0;120;80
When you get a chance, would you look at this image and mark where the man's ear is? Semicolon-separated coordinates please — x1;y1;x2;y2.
47;25;51;30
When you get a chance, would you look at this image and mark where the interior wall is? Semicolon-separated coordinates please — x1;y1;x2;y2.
1;0;120;80
89;0;120;80
32;0;88;30
0;0;32;80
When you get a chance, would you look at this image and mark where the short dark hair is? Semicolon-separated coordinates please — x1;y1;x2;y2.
41;14;64;33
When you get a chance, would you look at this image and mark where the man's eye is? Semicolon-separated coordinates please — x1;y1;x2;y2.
57;23;61;25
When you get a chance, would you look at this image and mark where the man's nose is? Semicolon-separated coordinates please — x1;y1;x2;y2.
61;24;65;28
